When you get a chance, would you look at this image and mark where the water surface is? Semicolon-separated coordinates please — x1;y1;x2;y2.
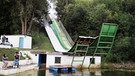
7;69;135;76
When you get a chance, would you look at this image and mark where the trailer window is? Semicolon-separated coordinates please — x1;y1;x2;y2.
55;57;61;63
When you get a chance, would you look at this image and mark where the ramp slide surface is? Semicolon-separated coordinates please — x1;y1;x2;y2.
44;0;72;52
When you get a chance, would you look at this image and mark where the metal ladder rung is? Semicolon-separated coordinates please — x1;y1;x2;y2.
99;42;112;44
97;47;111;48
77;44;89;47
71;43;89;68
75;50;87;52
100;35;114;37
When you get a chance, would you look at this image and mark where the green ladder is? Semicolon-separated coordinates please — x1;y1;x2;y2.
71;43;89;68
70;36;97;68
88;23;118;69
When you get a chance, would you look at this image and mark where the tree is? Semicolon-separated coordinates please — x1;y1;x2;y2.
56;0;75;22
0;0;47;35
56;0;135;62
12;0;47;35
0;0;16;34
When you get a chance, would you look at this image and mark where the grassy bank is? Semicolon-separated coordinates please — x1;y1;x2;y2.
31;31;54;51
102;62;135;70
0;48;23;61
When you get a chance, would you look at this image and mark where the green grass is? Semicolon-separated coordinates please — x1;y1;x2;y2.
31;31;54;51
0;48;25;61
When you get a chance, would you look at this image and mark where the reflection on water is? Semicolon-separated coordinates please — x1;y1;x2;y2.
7;70;38;76
102;71;135;76
7;69;135;76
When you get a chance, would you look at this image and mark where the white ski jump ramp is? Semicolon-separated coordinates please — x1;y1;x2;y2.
43;0;72;52
44;20;70;52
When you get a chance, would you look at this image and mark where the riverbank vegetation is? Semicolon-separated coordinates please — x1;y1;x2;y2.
56;0;135;63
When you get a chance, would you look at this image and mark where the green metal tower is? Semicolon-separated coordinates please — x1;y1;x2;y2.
69;23;118;69
88;23;118;69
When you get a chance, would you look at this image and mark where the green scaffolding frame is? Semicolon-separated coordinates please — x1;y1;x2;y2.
70;36;98;68
88;23;118;69
70;23;118;69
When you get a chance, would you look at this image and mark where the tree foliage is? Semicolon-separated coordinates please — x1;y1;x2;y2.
0;0;47;35
0;0;19;34
56;0;135;62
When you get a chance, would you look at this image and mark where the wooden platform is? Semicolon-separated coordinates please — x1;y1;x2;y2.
49;65;76;73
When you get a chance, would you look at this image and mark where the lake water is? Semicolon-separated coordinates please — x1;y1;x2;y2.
8;69;135;76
